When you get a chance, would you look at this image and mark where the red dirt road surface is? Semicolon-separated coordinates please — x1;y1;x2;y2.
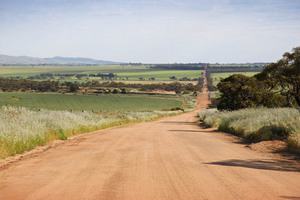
0;92;300;200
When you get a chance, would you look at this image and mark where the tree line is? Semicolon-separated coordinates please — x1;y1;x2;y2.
28;73;118;80
207;66;264;73
0;78;203;94
150;63;207;70
205;70;218;91
150;63;266;73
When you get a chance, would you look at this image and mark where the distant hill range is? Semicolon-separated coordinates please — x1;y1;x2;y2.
0;54;122;65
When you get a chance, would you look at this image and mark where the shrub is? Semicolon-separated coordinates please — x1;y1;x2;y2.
198;107;300;153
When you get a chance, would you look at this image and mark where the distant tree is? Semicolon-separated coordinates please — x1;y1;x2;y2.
121;88;127;94
175;90;181;95
206;71;218;91
169;76;177;81
69;83;79;92
179;77;191;81
112;89;119;94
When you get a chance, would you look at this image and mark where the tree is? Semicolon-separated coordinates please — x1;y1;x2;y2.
217;74;285;111
112;89;119;94
121;88;127;94
169;76;177;81
256;47;300;107
69;83;79;92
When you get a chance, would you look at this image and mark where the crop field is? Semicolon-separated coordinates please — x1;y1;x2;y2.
0;65;203;82
0;65;146;78
112;80;198;85
113;70;203;81
211;72;258;85
0;93;182;111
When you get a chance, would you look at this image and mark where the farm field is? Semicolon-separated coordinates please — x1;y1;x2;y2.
0;93;182;112
211;72;258;85
114;70;203;81
0;65;146;76
0;65;146;80
0;65;203;82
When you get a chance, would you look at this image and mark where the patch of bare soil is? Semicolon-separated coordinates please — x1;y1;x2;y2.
247;140;300;170
248;140;287;154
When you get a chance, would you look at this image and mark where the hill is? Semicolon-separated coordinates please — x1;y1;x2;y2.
0;54;121;65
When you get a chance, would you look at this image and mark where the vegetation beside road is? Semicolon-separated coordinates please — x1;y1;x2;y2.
198;108;300;153
200;47;300;154
0;90;197;159
0;106;184;159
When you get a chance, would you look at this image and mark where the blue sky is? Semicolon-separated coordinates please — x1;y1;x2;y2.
0;0;299;63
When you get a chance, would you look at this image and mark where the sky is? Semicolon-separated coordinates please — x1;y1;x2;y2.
0;0;299;63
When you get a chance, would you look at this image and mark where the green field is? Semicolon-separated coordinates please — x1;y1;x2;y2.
0;65;144;78
0;93;182;111
211;72;258;85
0;65;202;82
114;70;202;81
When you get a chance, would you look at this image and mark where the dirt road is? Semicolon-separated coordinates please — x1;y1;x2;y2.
0;92;300;200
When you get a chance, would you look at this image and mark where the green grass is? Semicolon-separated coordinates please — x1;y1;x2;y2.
198;108;300;153
0;93;182;111
211;72;259;85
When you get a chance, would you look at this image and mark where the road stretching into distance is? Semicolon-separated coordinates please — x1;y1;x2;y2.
0;70;299;199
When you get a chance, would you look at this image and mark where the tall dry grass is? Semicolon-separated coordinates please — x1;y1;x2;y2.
198;108;300;153
0;106;182;159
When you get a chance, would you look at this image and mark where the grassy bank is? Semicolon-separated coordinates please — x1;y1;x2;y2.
0;106;182;159
198;108;300;153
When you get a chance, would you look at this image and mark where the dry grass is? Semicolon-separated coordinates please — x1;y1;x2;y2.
0;106;182;159
198;108;300;153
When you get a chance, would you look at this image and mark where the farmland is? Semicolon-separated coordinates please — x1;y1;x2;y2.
0;65;203;82
0;93;182;112
0;64;199;159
